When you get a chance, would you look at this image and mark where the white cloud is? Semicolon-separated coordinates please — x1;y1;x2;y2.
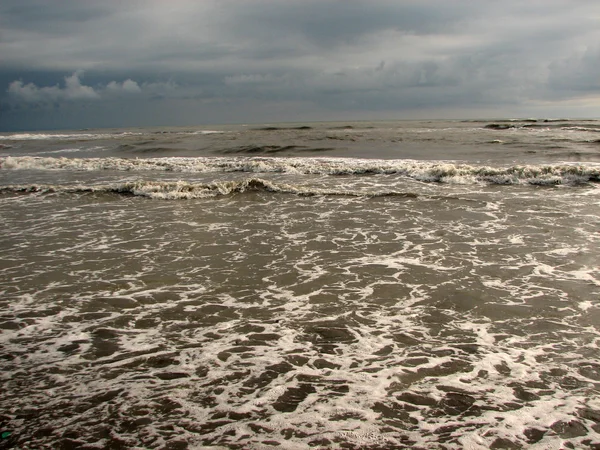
106;79;142;94
62;71;100;99
7;80;61;103
8;71;100;103
7;71;154;103
8;71;99;103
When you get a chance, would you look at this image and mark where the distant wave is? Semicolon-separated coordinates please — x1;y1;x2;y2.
2;156;600;186
560;126;600;133
216;145;335;154
0;130;226;141
253;126;313;131
0;132;143;141
468;118;599;124
483;122;600;132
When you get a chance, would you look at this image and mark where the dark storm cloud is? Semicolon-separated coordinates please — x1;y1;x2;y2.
222;1;473;48
548;47;600;94
1;0;600;130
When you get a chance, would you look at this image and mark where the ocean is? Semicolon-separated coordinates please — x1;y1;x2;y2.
1;119;599;449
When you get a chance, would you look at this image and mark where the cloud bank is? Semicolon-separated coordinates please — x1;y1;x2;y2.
7;71;143;103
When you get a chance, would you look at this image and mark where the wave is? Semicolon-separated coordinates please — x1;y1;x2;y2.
253;126;313;131
2;156;600;186
484;122;600;132
0;178;423;200
474;118;599;124
0;132;143;141
216;145;335;154
0;130;227;141
560;126;600;133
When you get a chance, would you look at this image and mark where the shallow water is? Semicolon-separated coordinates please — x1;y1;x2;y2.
1;120;600;449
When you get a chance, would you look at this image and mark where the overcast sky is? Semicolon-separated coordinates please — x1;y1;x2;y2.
1;0;599;130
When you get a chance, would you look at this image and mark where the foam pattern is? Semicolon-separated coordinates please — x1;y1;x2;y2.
1;180;599;448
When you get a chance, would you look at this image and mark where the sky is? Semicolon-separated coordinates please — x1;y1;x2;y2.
1;0;600;131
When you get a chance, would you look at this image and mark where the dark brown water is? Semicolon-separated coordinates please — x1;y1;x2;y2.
1;120;600;449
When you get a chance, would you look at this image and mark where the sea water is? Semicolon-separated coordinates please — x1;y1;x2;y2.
1;120;600;449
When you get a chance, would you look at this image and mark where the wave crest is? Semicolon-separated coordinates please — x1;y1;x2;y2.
0;178;423;200
2;156;600;186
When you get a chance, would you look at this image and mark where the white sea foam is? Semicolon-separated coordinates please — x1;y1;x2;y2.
2;149;600;448
0;130;228;141
2;155;600;186
561;126;600;133
0;132;142;140
35;146;107;155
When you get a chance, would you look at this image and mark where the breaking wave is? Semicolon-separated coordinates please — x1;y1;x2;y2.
0;132;143;141
0;178;424;200
0;130;226;141
2;156;600;186
483;121;600;133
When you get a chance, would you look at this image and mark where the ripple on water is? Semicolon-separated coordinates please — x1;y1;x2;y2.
1;186;600;448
